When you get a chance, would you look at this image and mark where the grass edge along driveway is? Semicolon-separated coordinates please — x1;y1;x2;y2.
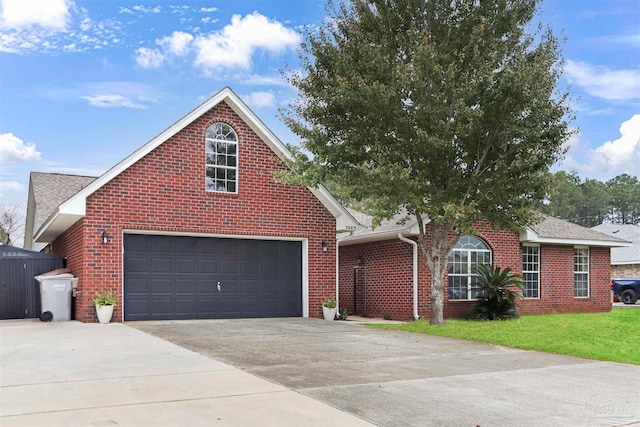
371;308;639;365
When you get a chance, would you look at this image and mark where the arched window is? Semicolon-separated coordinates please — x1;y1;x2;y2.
447;235;492;300
205;123;238;193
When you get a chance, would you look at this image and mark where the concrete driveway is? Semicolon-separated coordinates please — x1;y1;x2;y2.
129;318;640;427
0;320;373;426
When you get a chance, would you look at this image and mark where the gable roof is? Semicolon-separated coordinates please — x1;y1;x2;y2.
24;172;97;250
592;224;640;264
30;87;358;245
340;208;428;245
520;214;630;247
340;209;630;248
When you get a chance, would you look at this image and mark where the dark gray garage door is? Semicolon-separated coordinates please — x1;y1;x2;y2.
124;234;302;321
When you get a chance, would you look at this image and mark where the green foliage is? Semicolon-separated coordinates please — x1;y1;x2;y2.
541;171;640;226
371;309;640;365
465;265;524;320
282;0;572;324
92;291;120;306
322;296;337;308
338;307;349;320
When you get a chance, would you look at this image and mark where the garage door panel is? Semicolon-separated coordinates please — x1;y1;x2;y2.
150;278;173;293
198;298;221;316
175;278;197;293
151;258;173;273
126;257;149;273
124;234;302;320
221;260;240;274
151;237;173;252
175;238;196;254
198;259;218;273
175;299;197;314
126;277;150;293
175;258;195;273
241;260;260;276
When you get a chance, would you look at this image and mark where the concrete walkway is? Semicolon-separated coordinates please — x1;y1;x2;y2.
0;320;374;426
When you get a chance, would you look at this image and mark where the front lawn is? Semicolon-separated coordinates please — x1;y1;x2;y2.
371;308;640;365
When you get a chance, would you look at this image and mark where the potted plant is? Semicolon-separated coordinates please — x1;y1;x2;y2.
321;296;337;321
92;291;120;324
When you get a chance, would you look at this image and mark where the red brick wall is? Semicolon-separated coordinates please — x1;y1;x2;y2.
54;101;336;322
339;224;613;320
51;219;85;319
339;240;413;320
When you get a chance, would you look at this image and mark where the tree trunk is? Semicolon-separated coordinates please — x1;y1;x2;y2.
416;216;452;325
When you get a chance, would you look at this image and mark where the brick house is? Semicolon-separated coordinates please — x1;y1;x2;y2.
24;86;630;323
24;87;358;322
592;224;640;278
339;211;630;320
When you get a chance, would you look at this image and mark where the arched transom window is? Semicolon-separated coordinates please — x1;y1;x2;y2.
447;235;492;300
205;123;238;193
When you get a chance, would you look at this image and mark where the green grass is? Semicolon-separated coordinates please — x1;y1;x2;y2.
370;308;640;365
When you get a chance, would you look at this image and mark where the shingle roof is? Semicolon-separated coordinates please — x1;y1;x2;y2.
342;209;628;248
530;214;629;243
345;208;429;236
31;172;96;232
592;223;640;264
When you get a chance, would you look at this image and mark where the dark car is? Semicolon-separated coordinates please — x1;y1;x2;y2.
611;279;640;305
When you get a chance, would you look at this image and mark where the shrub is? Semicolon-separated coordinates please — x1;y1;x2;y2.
465;265;524;321
321;296;337;308
92;291;120;306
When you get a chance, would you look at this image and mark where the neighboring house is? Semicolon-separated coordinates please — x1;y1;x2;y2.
592;224;640;278
338;211;630;320
24;87;358;322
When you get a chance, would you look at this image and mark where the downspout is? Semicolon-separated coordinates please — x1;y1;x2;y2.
336;231;354;316
398;233;420;320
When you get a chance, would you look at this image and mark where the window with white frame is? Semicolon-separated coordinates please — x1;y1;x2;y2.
447;235;492;300
205;123;238;193
522;245;540;298
574;247;589;298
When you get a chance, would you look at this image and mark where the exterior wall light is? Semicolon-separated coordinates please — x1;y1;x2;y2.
101;230;110;244
321;240;329;252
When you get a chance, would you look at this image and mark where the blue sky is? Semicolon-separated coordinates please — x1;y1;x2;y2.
0;0;639;241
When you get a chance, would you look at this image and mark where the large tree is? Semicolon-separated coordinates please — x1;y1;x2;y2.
607;174;640;224
282;0;573;324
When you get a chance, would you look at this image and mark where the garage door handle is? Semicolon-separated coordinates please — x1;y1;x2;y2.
217;282;221;292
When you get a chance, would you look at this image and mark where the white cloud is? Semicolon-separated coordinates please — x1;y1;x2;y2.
565;60;640;101
0;133;41;163
193;12;300;71
0;180;23;191
81;94;147;109
589;114;640;172
558;115;640;179
132;5;161;14
242;91;275;108
0;0;72;31
200;7;218;13
158;31;193;56
134;46;164;68
0;2;123;54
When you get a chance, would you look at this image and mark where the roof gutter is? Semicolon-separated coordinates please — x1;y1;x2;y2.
398;233;420;320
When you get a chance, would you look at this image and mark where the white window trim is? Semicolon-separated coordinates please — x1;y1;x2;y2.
522;244;540;300
205;123;239;194
448;243;493;301
574;246;589;299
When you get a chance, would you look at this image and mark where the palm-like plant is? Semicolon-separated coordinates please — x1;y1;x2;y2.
466;264;525;320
